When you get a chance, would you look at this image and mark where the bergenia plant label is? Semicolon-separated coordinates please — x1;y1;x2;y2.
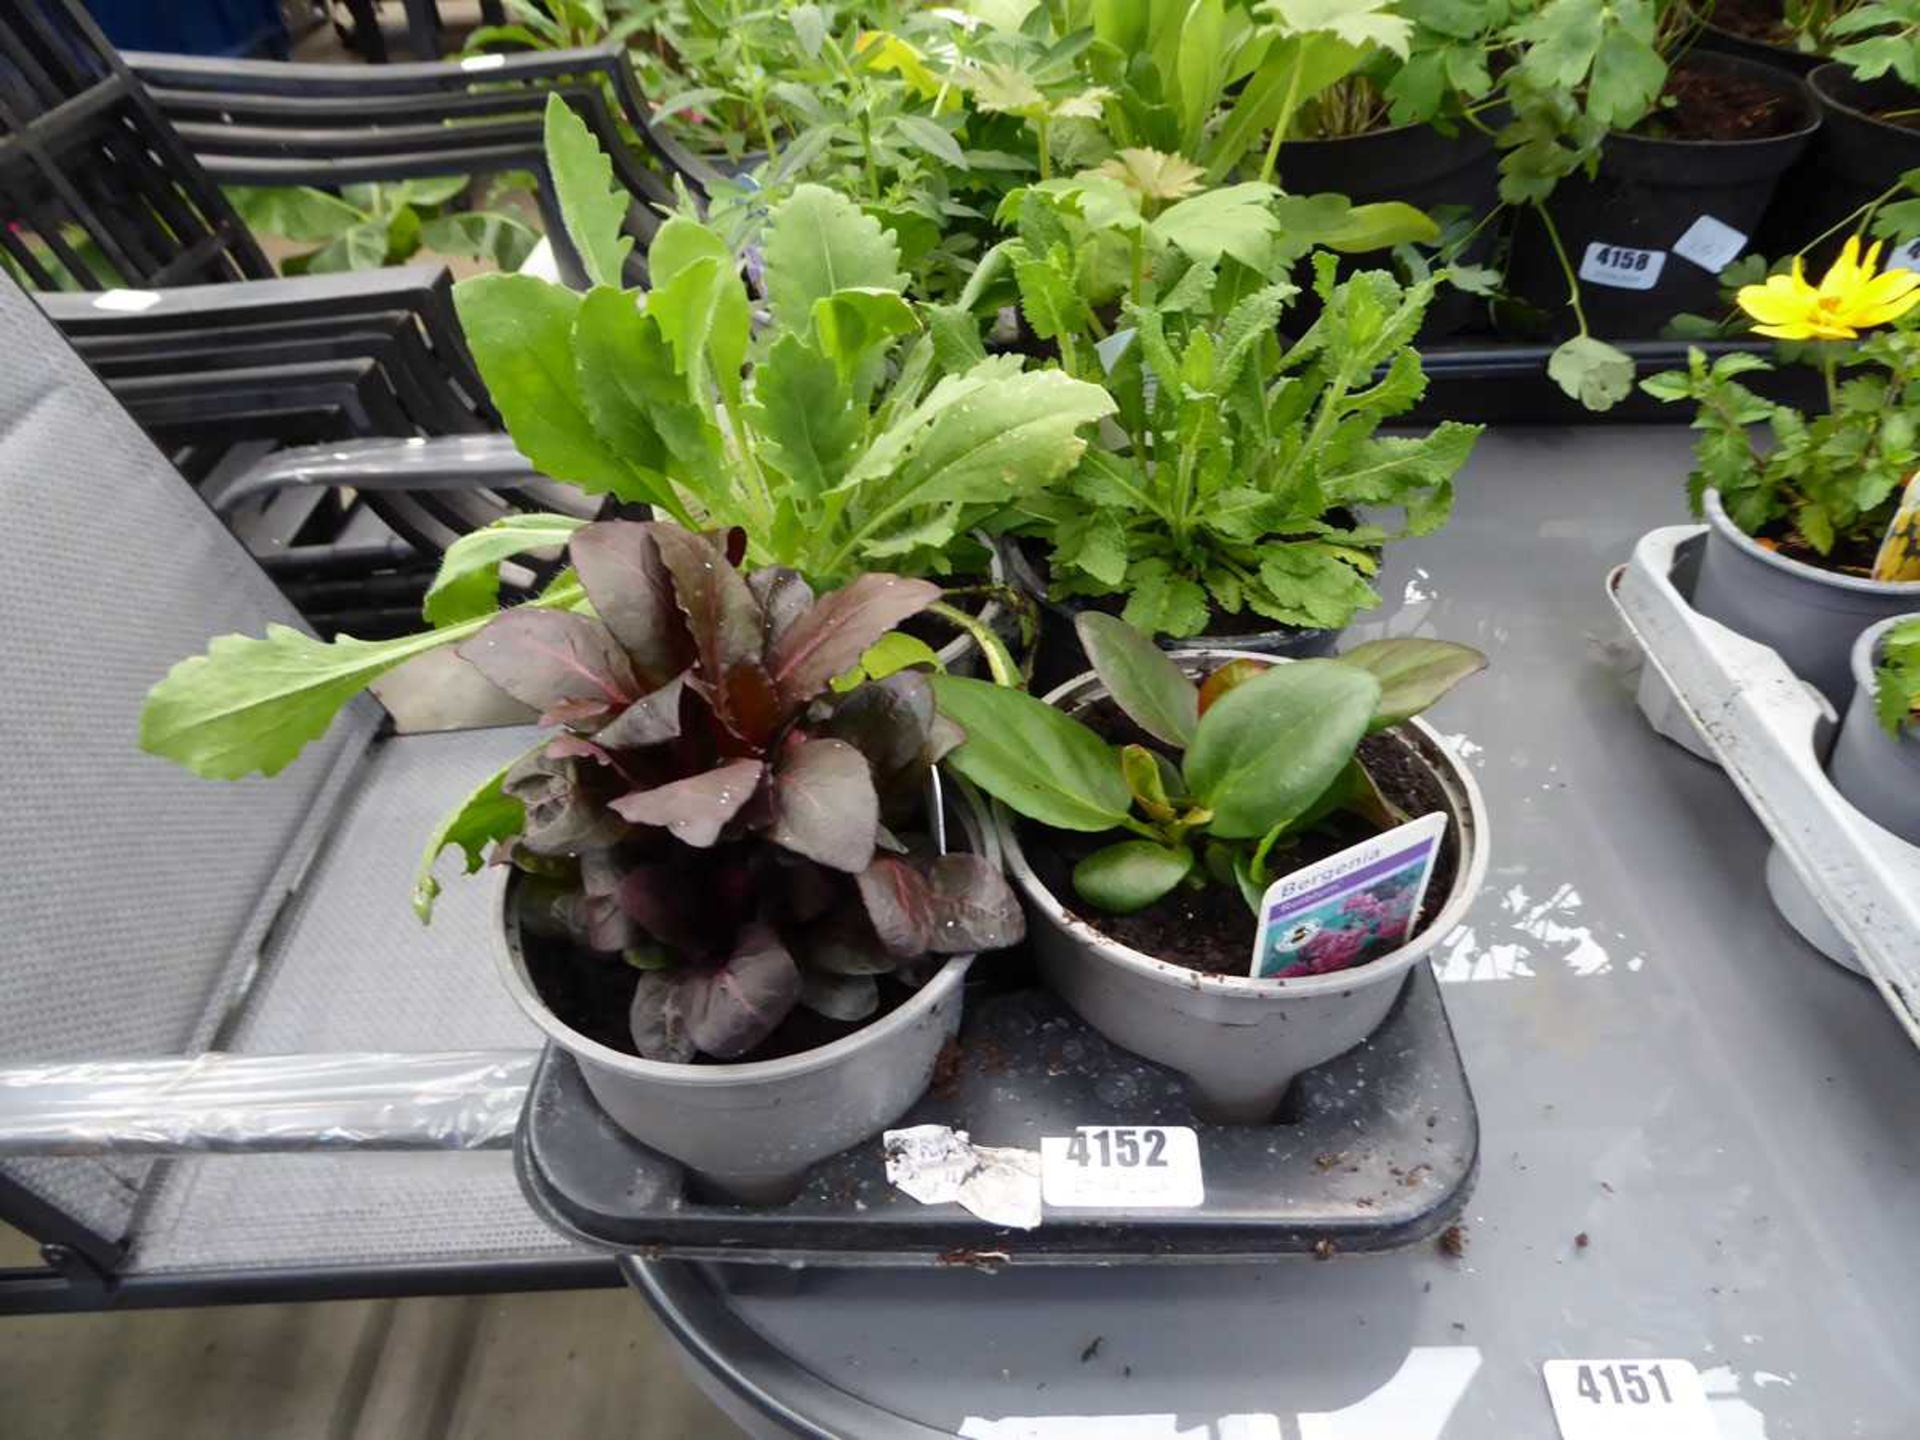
1578;243;1666;291
1671;216;1747;274
1040;1126;1203;1208
1250;813;1447;980
1542;1360;1714;1440
1890;238;1920;276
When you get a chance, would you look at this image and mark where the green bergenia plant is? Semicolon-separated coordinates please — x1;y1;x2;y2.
985;179;1477;637
144;518;1025;1062
1875;617;1920;734
454;98;1113;589
931;614;1484;915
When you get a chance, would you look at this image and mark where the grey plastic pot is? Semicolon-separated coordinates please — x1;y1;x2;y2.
998;650;1491;1124
1828;613;1920;843
1691;488;1920;708
492;784;997;1205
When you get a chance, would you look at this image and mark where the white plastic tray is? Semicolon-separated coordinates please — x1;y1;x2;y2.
1610;524;1920;1046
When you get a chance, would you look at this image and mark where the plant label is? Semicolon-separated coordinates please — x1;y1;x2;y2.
1041;1126;1203;1208
1542;1360;1714;1439
1578;243;1666;291
91;289;161;313
1891;238;1920;276
460;52;506;71
1249;812;1447;979
1671;216;1748;274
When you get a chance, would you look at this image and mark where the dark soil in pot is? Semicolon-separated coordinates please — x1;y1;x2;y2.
1022;704;1460;978
1503;53;1818;339
1758;66;1920;264
521;923;919;1064
1691;0;1825;75
1006;537;1345;694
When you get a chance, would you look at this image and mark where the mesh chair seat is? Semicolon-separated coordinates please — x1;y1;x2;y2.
126;726;583;1276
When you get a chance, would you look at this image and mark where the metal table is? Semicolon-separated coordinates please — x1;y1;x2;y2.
626;427;1920;1439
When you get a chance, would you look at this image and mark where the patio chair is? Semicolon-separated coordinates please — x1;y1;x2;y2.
0;258;616;1313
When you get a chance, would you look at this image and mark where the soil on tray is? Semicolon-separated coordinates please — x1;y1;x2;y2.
1705;0;1795;46
1022;697;1460;978
1632;62;1801;142
523;930;916;1064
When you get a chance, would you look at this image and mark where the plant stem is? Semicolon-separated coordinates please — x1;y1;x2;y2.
1537;205;1591;337
927;600;1020;687
1257;53;1307;186
1035;114;1053;180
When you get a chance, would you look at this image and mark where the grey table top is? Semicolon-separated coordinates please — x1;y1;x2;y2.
632;426;1920;1440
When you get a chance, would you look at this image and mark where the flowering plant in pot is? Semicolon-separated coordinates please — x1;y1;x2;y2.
141;519;1026;1203
929;613;1488;1121
1642;233;1920;702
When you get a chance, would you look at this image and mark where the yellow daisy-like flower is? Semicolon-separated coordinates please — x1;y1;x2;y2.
1736;236;1920;341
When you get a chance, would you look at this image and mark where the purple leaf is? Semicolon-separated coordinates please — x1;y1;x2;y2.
769;738;879;873
680;921;802;1059
594;673;687;749
578;850;635;952
855;855;934;955
458;609;638;724
825;673;935;777
798;912;900;974
616;862;720;955
630;972;698;1063
747;567;815;651
799;969;879;1022
921;854;1026;952
568;520;693;685
502;749;627;855
765;574;942;711
650;524;764;693
610;757;765;846
717;661;783;749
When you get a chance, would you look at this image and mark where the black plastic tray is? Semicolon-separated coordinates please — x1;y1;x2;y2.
515;967;1478;1266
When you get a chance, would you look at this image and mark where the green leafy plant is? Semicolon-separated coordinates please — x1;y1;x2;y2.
1874;616;1920;734
452;98;1113;589
930;614;1484;917
1642;329;1920;565
226;178;538;275
1826;0;1920;84
983;179;1476;637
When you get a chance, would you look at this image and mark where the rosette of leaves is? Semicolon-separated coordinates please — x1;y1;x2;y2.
446;519;1023;1062
982;188;1478;638
1875;617;1920;735
450;97;1114;590
930;614;1484;914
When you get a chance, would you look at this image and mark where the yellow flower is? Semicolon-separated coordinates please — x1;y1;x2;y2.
1736;235;1920;341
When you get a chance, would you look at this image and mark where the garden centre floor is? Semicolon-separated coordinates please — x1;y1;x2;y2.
0;1227;738;1439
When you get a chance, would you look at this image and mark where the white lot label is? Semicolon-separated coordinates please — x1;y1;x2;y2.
1579;243;1666;291
1543;1360;1714;1440
1891;238;1920;275
1672;215;1748;273
91;289;162;313
460;52;506;70
1041;1126;1203;1208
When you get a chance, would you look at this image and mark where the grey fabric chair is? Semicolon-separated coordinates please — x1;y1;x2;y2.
0;267;612;1311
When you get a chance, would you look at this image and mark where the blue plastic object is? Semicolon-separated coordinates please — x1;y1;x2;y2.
83;0;287;58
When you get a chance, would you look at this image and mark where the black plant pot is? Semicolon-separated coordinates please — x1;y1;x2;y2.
1275;118;1505;339
1003;540;1342;695
1503;54;1819;339
1690;4;1825;77
1757;65;1920;266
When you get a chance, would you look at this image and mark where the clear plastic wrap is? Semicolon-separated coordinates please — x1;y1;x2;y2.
0;1051;534;1155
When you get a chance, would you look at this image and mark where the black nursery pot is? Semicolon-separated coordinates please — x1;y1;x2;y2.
1503;54;1819;339
1689;0;1825;77
1275;118;1504;339
1003;540;1341;695
1757;66;1920;265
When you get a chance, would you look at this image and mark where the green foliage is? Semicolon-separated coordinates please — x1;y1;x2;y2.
462;144;1113;587
933;628;1483;915
226;177;536;275
544;93;635;286
412;750;533;921
990;192;1479;637
1641;330;1920;558
1827;0;1920;85
1549;334;1637;411
1875;617;1920;735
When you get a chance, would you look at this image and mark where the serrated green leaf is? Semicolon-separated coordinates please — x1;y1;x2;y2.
543;93;633;287
763;185;907;336
423;513;589;627
1150;183;1279;267
751;333;861;496
413;749;532;922
1548;335;1635;412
